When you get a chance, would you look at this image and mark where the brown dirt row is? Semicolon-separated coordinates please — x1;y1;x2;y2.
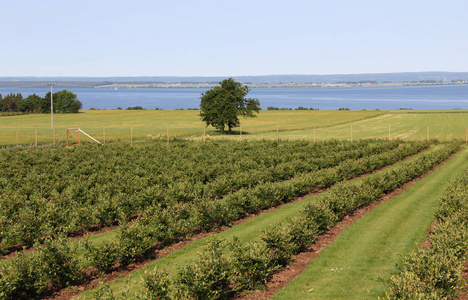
460;262;468;300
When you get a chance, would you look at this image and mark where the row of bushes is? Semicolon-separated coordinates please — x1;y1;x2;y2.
82;142;430;277
1;139;398;251
383;165;468;299
0;234;80;299
134;141;462;299
0;142;430;299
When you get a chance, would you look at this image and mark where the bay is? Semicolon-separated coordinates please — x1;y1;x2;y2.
0;84;467;111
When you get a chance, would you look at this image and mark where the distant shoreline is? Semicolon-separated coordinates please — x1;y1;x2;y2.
1;81;467;89
93;81;468;89
1;71;468;89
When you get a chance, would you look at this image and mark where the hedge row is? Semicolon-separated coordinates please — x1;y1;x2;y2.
384;163;468;299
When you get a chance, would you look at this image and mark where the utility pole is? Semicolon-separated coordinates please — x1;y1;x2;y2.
47;83;56;130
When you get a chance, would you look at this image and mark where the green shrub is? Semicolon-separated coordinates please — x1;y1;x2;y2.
384;271;429;299
139;269;171;300
229;237;280;292
84;238;120;273
302;202;339;233
429;221;468;260
287;215;319;253
37;233;80;288
0;251;45;299
261;224;294;267
174;238;231;299
94;197;122;227
385;249;464;299
13;201;45;247
118;222;153;266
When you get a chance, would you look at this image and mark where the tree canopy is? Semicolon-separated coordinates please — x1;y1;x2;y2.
45;90;82;113
199;78;260;133
0;90;82;113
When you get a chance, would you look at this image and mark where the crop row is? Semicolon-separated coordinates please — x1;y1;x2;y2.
384;164;468;299
133;141;461;299
99;141;429;270
0;139;400;251
0;140;431;299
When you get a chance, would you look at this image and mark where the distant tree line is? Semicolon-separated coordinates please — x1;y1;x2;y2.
0;90;82;113
267;106;319;110
336;80;378;84
267;106;352;111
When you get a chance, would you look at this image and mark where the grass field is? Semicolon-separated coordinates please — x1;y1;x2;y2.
1;109;467;146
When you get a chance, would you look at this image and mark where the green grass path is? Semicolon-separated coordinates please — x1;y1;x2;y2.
274;146;468;299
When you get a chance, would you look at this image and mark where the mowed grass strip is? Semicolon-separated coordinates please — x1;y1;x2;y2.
75;145;439;299
273;146;468;300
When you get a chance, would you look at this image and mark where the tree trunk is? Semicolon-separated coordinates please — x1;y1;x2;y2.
228;125;232;134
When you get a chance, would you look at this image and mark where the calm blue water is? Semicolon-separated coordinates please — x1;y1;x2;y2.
1;85;467;110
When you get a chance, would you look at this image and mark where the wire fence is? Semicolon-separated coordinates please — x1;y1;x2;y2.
1;124;466;149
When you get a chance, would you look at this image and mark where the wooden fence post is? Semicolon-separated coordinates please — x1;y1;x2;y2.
103;128;106;145
35;130;38;149
351;125;353;143
16;130;18;148
53;128;56;146
427;126;429;141
167;128;169;146
131;127;133;146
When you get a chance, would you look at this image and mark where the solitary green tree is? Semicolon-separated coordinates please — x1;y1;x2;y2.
200;78;260;134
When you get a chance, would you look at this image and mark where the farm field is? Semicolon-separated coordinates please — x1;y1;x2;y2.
69;143;459;299
0;139;406;251
0;137;464;299
0;109;467;299
0;109;468;146
68;142;462;299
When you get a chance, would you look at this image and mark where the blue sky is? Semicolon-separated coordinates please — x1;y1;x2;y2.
1;0;467;77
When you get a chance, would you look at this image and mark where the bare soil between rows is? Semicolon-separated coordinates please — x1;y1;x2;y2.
43;146;448;300
460;261;468;300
